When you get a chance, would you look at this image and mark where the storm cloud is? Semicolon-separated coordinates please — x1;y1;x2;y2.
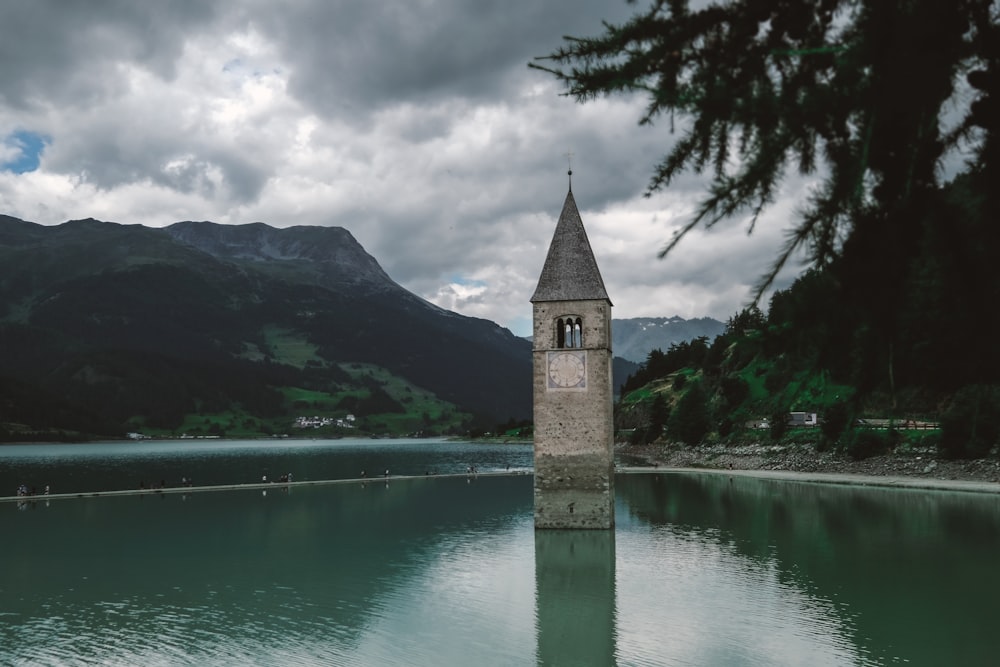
0;0;807;337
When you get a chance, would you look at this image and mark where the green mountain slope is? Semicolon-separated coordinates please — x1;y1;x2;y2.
0;216;532;440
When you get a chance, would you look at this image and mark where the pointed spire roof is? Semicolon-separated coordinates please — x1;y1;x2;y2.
531;189;611;303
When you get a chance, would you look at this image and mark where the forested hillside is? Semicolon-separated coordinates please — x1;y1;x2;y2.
618;176;999;460
0;217;532;441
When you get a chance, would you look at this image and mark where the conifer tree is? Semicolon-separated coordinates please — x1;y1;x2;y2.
666;380;711;445
646;392;670;443
532;0;998;300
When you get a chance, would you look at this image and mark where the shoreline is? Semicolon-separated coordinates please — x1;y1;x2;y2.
0;469;530;504
7;460;998;502
618;465;1000;495
617;442;1000;492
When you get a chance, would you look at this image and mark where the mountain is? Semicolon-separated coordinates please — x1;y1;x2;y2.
612;316;726;364
0;215;531;440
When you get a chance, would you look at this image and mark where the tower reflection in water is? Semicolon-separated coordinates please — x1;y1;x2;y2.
535;529;617;665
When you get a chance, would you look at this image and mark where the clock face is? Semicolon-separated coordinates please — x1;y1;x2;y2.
547;351;586;389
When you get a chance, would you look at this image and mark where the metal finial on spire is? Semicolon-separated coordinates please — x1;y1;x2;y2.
564;150;574;191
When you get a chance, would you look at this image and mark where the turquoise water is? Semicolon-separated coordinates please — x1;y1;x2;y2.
0;438;534;494
3;441;1000;665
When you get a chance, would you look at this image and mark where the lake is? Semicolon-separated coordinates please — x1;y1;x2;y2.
0;438;535;495
2;439;999;666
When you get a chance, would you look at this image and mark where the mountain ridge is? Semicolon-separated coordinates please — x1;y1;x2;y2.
612;316;726;363
0;215;531;439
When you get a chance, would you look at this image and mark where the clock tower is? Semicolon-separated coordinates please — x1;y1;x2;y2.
531;180;614;529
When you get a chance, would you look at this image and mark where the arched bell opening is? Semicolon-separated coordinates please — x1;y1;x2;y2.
555;316;584;349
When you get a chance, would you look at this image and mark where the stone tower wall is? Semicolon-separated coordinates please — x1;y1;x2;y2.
533;298;615;529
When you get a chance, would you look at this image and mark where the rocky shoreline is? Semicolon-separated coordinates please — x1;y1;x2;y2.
617;442;1000;484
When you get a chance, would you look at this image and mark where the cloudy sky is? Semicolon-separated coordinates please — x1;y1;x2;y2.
0;0;810;337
